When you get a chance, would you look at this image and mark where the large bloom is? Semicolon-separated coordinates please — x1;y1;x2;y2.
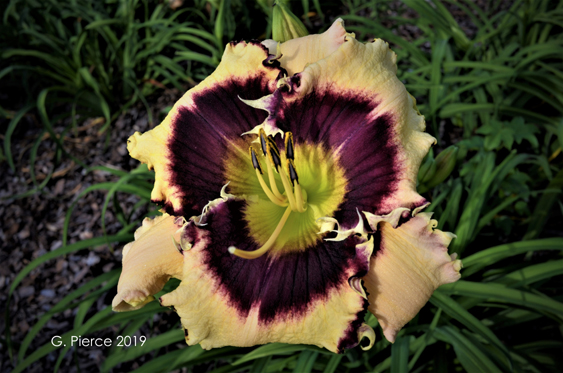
112;19;461;353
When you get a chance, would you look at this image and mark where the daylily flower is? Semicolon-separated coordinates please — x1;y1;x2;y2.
112;19;462;353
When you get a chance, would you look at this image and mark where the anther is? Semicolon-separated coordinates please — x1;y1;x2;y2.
266;137;282;171
249;147;263;174
271;142;297;211
288;159;306;212
250;146;286;207
287;159;299;185
259;128;268;156
259;131;284;200
284;132;295;160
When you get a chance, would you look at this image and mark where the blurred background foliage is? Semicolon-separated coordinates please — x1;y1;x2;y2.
2;0;563;371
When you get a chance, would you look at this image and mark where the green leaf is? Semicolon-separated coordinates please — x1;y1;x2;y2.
292;351;319;373
101;329;185;372
431;290;511;367
18;270;120;361
462;238;563;276
494;259;563;288
391;336;411;373
439;281;563;320
433;326;503;373
322;354;342;373
233;343;326;366
524;167;563;240
3;102;35;172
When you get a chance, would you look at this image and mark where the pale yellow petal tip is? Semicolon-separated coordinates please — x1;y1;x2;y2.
382;327;398;344
126;131;142;160
358;323;375;350
440;257;463;285
127;131;157;170
112;291;154;312
328;18;346;38
115;214;185;313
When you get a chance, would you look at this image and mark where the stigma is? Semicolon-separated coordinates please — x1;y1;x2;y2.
229;129;307;260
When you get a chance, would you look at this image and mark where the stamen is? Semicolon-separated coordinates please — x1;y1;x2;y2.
260;129;284;200
266;159;285;200
287;159;299;185
258;128;268;156
266;137;283;171
250;147;263;174
250;147;286;207
229;205;293;259
284;132;295;160
266;137;298;211
287;159;306;212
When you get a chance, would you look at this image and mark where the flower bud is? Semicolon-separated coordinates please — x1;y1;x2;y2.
418;153;436;185
272;1;308;42
426;145;458;188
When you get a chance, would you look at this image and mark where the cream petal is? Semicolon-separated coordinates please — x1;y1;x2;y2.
112;214;184;311
362;208;461;342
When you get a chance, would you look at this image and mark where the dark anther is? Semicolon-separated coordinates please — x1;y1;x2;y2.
259;128;268;156
284;132;294;160
267;135;280;153
249;147;263;174
184;328;189;337
287;159;299;185
266;138;282;171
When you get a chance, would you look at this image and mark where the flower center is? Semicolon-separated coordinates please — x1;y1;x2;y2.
224;129;348;260
230;130;308;259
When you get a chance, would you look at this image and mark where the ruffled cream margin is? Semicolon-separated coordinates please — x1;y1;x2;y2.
112;215;184;311
363;207;462;342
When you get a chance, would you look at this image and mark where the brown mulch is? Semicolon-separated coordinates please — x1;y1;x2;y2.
0;90;184;372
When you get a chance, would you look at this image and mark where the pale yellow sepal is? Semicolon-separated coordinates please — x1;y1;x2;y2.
362;208;461;342
112;214;184;312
